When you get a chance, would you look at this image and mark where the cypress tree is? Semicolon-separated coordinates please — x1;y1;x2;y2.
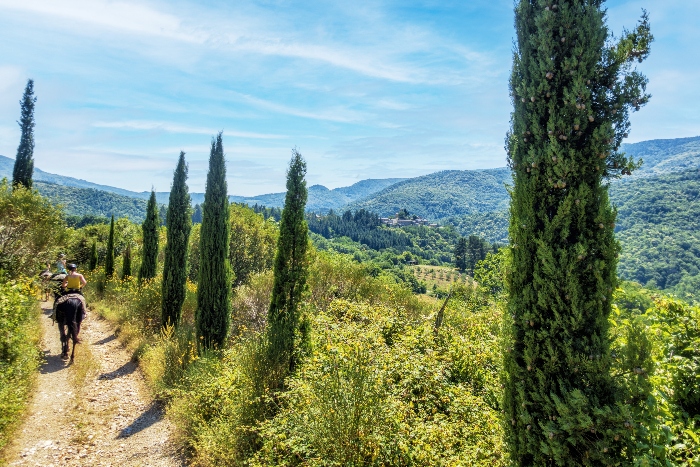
454;237;467;272
105;215;115;278
161;152;191;327
267;149;309;374
504;2;652;465
138;190;159;282
121;244;132;279
12;79;36;190
88;240;98;271
196;133;232;350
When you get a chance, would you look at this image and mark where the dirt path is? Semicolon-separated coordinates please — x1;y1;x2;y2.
4;301;185;467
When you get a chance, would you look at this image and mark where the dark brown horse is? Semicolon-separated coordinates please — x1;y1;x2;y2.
52;281;86;362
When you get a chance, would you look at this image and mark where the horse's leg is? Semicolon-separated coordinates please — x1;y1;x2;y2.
59;324;69;359
69;321;79;363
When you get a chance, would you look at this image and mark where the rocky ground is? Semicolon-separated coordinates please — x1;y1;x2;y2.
4;301;185;467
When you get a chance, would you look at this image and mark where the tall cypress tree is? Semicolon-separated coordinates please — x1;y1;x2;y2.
121;244;132;279
454;237;467;272
196;133;232;350
267;149;309;374
161;152;191;327
105;215;115;278
89;240;98;271
139;190;159;282
12;79;36;190
504;2;652;465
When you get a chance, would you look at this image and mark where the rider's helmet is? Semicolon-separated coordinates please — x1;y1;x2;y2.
67;263;77;271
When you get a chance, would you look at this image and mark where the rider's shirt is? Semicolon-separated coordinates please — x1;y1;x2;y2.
66;275;81;290
56;261;67;274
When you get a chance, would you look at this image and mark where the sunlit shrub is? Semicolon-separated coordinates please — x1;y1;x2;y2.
231;271;273;337
0;277;41;451
252;299;506;466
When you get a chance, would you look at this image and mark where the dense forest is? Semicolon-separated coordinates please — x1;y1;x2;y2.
612;169;700;299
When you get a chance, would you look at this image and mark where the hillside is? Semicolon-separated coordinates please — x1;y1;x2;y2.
340;137;700;220
35;181;148;222
611;169;700;298
344;168;511;219
623;135;700;177
0;154;148;199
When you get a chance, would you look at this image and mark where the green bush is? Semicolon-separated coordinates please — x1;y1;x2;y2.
611;292;700;465
253;299;506;466
0;277;41;451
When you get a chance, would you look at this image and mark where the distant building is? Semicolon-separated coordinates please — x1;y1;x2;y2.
380;215;435;228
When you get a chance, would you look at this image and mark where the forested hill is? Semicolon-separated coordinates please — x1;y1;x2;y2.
623;135;700;177
343;168;511;219
612;169;700;298
35;181;148;222
340;136;700;220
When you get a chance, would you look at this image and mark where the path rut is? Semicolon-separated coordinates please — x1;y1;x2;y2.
4;301;185;467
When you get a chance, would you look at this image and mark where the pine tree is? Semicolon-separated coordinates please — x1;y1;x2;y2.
12;79;36;190
121;244;132;279
504;2;652;465
161;152;191;327
454;237;467;272
88;240;98;271
105;215;115;278
196;133;232;349
138;190;159;282
267;149;309;374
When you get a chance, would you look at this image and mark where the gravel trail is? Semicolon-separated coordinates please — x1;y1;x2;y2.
4;301;185;467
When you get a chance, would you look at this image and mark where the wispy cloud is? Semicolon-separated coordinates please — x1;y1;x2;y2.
0;0;203;42
232;93;370;124
92;120;286;139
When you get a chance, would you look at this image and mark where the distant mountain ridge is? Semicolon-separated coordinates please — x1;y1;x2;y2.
0;153;405;213
1;135;698;221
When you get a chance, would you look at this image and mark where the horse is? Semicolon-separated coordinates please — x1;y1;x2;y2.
55;293;86;362
50;275;86;362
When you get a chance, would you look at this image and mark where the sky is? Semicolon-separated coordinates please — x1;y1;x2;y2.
0;0;698;195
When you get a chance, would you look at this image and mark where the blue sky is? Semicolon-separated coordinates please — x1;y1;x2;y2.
0;0;698;195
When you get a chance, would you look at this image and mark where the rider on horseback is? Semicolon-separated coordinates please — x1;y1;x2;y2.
56;264;87;361
61;263;87;293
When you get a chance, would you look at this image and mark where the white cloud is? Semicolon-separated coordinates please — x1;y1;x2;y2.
0;0;203;42
231;93;370;124
92;120;286;139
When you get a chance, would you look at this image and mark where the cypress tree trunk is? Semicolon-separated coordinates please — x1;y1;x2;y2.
196;133;231;350
89;240;98;271
139;190;159;282
504;2;652;465
105;215;115;278
267;149;309;374
121;244;132;279
161;152;191;327
12;79;36;190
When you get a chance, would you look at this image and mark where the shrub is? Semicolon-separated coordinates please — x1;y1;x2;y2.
0;180;66;275
253;299;506;466
0;277;41;451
